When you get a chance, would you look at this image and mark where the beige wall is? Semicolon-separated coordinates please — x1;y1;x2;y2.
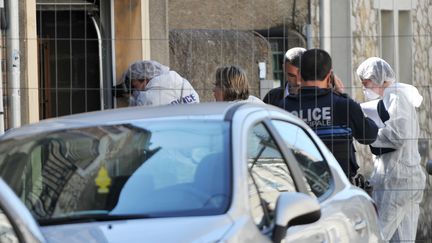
114;0;144;83
20;0;39;125
149;0;169;65
169;29;273;102
114;0;171;107
169;0;308;31
167;0;308;101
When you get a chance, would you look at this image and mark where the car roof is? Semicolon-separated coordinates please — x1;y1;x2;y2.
1;102;291;140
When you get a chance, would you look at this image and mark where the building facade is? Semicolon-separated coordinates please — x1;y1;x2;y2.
0;0;431;238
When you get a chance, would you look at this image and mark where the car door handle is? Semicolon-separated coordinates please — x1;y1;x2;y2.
354;219;367;231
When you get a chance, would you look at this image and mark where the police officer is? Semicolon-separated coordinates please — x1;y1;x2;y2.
279;49;378;180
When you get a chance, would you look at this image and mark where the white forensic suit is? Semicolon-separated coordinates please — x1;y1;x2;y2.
129;70;200;107
369;82;426;242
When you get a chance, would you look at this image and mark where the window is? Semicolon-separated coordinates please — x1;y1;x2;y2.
398;10;412;84
271;120;333;198
380;10;394;68
255;28;306;87
247;123;296;229
375;0;414;84
0;120;231;222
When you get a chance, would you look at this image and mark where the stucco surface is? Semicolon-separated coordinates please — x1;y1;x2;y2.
169;29;273;102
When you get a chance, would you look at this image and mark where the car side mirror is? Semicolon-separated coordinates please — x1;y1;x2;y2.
272;192;321;243
426;160;432;175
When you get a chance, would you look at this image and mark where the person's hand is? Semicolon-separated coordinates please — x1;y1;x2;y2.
332;74;345;94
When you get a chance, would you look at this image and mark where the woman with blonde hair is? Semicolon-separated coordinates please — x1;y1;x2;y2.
213;65;263;103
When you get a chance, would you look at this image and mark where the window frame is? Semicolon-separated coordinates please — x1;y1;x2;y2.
246;120;302;233
261;119;310;195
267;119;336;202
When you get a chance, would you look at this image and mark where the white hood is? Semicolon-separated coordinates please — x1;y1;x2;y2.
384;83;423;108
130;71;200;107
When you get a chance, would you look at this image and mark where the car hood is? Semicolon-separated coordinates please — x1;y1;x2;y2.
41;215;233;243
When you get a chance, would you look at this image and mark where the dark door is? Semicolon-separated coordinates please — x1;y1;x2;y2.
37;9;100;118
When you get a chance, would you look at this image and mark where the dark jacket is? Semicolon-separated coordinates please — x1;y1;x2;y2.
263;87;285;106
369;99;396;155
278;87;378;178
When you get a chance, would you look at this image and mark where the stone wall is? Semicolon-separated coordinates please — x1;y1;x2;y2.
350;0;379;176
167;0;310;102
411;1;432;240
169;29;273;102
168;0;308;31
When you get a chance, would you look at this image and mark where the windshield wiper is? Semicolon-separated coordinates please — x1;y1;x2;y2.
38;213;154;226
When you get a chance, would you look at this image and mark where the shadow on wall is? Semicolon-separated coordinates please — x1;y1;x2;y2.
169;29;274;102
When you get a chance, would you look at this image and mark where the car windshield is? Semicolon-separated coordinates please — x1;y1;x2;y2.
0;120;231;224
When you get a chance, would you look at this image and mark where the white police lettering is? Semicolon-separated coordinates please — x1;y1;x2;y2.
171;93;197;104
290;107;332;126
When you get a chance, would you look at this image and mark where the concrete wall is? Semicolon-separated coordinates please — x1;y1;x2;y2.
114;0;143;83
149;0;169;66
168;0;308;31
167;0;309;102
169;29;273;102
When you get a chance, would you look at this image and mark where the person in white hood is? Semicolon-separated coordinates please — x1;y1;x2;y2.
213;65;264;104
122;60;199;106
356;57;426;242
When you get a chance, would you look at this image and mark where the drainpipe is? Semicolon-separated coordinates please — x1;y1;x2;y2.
0;34;3;134
110;0;116;108
319;0;331;52
6;0;19;129
0;0;4;134
6;0;20;128
305;0;312;49
89;14;104;110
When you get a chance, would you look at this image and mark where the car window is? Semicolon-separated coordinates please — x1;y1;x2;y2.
0;120;231;223
247;123;296;230
271;120;333;198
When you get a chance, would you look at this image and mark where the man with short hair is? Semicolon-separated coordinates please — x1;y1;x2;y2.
263;47;306;105
279;49;378;180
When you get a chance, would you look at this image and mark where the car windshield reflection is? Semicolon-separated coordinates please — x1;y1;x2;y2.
0;120;231;224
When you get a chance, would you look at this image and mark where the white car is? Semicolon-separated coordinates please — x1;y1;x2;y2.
0;102;384;243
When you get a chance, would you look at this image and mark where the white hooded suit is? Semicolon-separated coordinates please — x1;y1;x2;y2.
357;58;426;242
123;60;200;107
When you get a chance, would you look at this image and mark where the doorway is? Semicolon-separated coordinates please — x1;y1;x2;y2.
36;0;110;118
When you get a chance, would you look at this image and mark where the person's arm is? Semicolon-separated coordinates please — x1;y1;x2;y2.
263;90;272;104
348;99;379;144
263;87;284;106
371;94;412;149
